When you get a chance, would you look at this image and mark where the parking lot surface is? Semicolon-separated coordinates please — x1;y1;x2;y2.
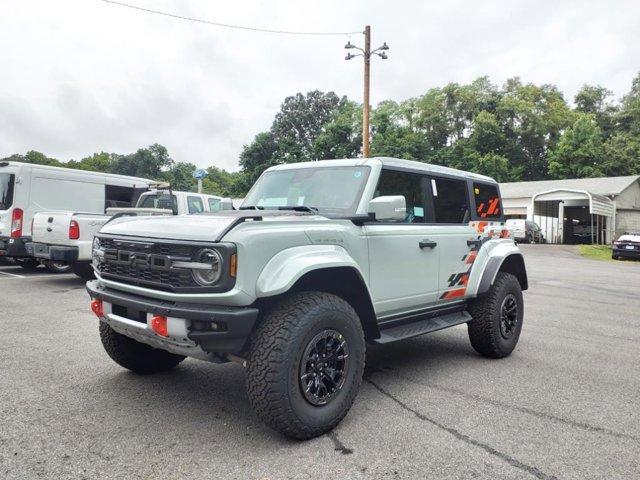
1;246;639;479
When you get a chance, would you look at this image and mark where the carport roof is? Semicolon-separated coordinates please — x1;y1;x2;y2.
500;175;640;199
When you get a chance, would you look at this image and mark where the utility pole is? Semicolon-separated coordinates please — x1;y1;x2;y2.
345;26;389;158
362;25;371;158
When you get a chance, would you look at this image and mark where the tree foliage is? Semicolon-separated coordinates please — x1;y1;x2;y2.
4;73;640;198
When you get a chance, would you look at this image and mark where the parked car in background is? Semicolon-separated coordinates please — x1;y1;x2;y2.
29;189;234;279
505;219;545;244
612;232;640;260
0;161;154;272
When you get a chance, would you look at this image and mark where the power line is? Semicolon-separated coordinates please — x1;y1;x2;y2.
100;0;362;36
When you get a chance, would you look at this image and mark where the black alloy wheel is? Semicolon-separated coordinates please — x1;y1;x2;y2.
499;293;518;339
299;329;350;406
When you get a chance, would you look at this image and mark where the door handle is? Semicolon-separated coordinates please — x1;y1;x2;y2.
467;238;482;247
419;240;437;249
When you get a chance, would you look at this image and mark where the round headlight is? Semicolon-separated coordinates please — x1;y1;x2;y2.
191;248;223;286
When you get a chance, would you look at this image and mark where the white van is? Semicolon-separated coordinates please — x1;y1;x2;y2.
0;161;155;269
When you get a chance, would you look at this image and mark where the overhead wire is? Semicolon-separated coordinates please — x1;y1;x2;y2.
100;0;362;36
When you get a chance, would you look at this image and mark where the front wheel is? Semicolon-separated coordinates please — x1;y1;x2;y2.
467;272;523;358
246;292;365;440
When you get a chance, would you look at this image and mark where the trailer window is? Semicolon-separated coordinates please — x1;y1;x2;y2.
473;183;502;219
0;173;15;210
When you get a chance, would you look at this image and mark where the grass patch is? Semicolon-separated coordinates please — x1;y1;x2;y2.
578;245;613;261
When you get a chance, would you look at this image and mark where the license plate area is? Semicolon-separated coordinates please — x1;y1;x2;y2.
625;245;635;250
33;243;51;258
111;303;147;324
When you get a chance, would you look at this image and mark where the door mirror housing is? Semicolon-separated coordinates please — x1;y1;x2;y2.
368;195;406;222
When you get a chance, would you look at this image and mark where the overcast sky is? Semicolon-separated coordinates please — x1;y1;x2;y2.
1;0;639;171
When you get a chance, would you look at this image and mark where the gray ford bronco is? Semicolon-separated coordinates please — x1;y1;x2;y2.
87;157;527;439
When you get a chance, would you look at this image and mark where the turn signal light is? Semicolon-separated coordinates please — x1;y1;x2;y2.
90;299;104;318
229;253;237;277
150;315;169;337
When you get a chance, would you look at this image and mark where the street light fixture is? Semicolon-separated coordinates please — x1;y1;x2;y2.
345;26;389;158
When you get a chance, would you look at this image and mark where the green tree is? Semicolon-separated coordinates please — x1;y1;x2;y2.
574;85;617;138
548;114;605;178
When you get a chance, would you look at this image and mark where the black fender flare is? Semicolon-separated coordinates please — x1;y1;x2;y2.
477;252;528;295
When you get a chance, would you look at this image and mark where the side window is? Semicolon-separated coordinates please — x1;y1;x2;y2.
208;198;221;212
187;196;205;214
431;177;469;223
374;169;426;223
473;182;502;219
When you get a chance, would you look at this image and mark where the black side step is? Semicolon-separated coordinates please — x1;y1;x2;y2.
374;310;472;344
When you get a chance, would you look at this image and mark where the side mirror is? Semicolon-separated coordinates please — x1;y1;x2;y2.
368;195;406;222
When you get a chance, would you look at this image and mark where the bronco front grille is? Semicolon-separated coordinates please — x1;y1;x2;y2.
96;237;199;291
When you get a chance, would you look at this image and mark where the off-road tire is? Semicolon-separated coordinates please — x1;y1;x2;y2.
71;262;95;280
246;292;365;440
467;272;523;358
99;323;185;374
44;261;72;274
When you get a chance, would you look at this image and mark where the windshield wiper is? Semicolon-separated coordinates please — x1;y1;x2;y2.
277;206;319;212
239;205;265;210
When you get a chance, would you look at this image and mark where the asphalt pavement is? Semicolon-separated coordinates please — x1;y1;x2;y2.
1;246;639;479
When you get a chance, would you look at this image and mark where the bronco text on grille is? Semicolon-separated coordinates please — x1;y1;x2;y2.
93;236;236;292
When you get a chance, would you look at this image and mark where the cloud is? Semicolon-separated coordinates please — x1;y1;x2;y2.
1;0;639;171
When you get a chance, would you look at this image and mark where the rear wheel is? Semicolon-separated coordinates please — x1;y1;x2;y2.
99;323;185;374
44;261;72;274
467;272;523;358
71;262;95;280
246;292;365;440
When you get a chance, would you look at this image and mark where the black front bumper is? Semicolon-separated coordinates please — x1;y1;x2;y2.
25;242;78;262
86;280;260;355
612;246;640;259
0;236;31;258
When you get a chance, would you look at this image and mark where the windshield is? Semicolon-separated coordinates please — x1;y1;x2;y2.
0;173;15;210
137;193;177;210
242;166;371;216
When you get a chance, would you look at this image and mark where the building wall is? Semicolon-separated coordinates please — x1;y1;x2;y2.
616;181;640;209
616;210;640;236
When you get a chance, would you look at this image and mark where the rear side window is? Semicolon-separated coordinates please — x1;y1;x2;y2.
374;169;426;223
474;183;502;219
0;173;15;210
431;177;469;223
187;196;205;214
208;198;221;212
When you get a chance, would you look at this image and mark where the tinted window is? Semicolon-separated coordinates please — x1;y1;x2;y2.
208;198;221;212
0;173;15;210
374;169;426;223
431;177;469;223
473;182;502;219
187;196;205;214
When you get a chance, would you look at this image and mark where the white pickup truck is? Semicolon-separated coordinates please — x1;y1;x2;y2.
28;190;233;279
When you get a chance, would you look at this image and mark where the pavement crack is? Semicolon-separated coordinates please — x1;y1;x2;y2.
366;378;558;480
384;372;640;444
327;431;353;455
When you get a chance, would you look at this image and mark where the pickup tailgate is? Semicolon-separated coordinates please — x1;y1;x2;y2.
32;212;75;245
